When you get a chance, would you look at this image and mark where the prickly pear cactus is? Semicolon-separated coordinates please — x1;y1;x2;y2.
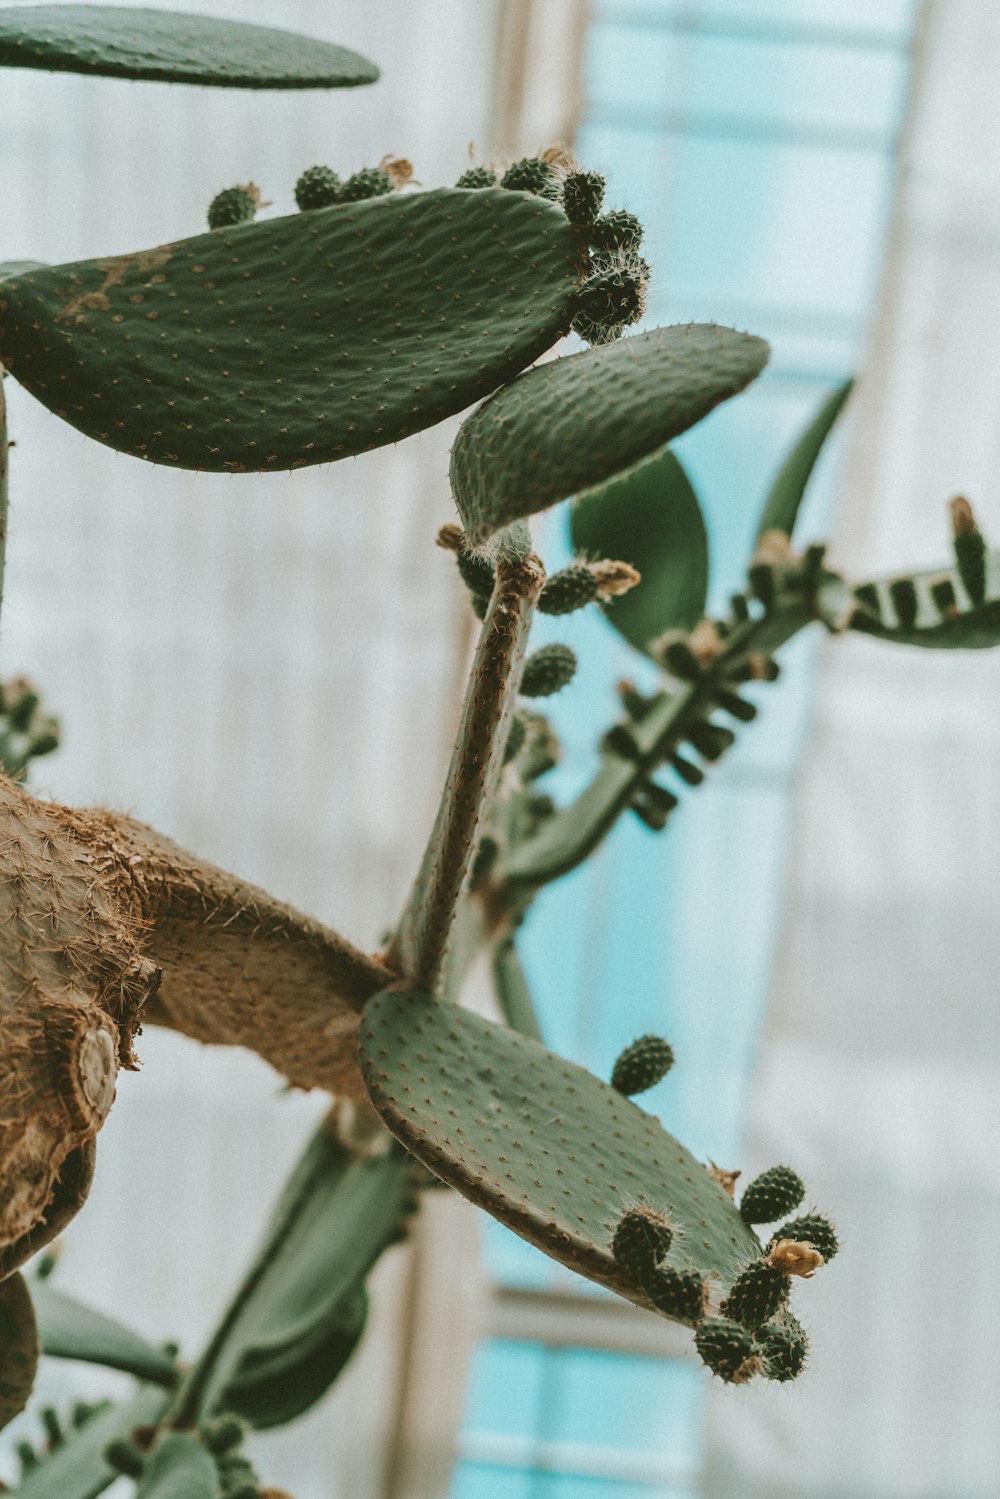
0;189;584;472
358;988;762;1317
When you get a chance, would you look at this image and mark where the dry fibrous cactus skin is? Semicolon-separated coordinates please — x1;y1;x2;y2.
0;773;394;1254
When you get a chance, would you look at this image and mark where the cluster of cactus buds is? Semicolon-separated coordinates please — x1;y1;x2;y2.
293;155;412;211
105;1415;271;1497
0;676;60;780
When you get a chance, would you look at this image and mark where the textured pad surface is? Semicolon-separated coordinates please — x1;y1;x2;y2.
453;323;769;545
0;6;378;88
0;189;581;472
359;990;761;1319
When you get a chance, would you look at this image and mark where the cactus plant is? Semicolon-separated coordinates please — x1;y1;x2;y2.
1;7;999;1493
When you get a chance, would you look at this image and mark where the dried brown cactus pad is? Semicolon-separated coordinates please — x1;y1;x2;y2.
0;774;392;1256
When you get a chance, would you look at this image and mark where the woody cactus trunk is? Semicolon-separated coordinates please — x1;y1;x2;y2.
0;8;997;1495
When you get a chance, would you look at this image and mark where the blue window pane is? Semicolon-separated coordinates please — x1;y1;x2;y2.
451;1464;536;1499
463;1341;549;1439
545;1351;704;1466
593;0;918;41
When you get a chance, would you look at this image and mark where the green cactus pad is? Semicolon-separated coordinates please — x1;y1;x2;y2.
0;1273;38;1432
610;1034;675;1096
135;1432;217;1497
0;7;378;88
0;189;583;473
739;1165;805;1225
453;324;768;546
0;261;46;283
358;988;763;1320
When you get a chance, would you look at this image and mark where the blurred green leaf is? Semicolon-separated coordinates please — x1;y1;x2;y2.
571;449;708;656
32;1281;178;1387
195;1123;414;1429
9;1385;168;1498
755;379;853;542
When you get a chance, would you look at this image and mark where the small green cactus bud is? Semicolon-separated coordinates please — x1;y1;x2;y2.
758;1316;809;1382
749;562;777;608
772;1213;839;1262
603;723;642;760
695;1316;760;1383
41;1405;64;1449
951;496;987;603
661;638;702;680
930;575;958;614
713;687;757;723
503;713;528;764
611;1035;675;1096
457;547;496;603
524;792;555;825
207;183;260;230
616;680;657;721
686;720;736;762
669;753;705;787
340;166;395;202
456;165;498;188
644;1265;707;1323
521;643;577;698
852;582;879;614
730;592;751;622
104;1438;145;1478
611;1206;673;1281
572;255;647;344
294;164;342;210
29;726;60;757
520;712;561;780
630;782;678;831
561;169;605;226
590;208;644;255
17;1440;39;1473
889;577;918;628
200;1415;246;1455
7;685;39;731
538;564;600;615
739;1165;805;1225
470;835;499;888
721;1258;789;1329
500;156;559;198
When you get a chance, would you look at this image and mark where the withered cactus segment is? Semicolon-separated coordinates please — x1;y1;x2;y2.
0;774;394;1253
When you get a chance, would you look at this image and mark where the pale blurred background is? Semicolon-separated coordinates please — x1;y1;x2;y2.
2;1;999;1496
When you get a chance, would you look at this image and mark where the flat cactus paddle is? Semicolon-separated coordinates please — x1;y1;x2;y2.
0;7;378;88
452;324;769;546
0;189;582;472
358;988;762;1321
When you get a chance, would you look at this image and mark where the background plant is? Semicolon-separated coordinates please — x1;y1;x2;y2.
0;7;998;1496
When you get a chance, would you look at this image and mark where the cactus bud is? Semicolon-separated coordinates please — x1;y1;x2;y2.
686;720;736;762
610;1034;675;1096
630;781;678;830
759;1316;809;1382
561;169;606;226
572;254;648;344
694;1316;761;1383
889;577;918;628
503;713;528;765
669;753;704;787
340;166;395;202
200;1416;247;1455
645;1265;707;1322
611;1206;674;1281
17;1440;40;1473
470;835;499;889
930;575;958;615
721;1258;789;1329
500;156;559;199
207;182;261;230
590;208;644;255
455;165;498;189
661;637;702;681
749;562;777;608
616;680;657;721
457;548;496;604
951;495;987;603
713;687;757;723
104;1438;145;1478
739;1165;805;1224
770;1213;838;1263
295;164;342;210
603;722;642;760
521;643;577;698
519;712;561;779
538;564;600;615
